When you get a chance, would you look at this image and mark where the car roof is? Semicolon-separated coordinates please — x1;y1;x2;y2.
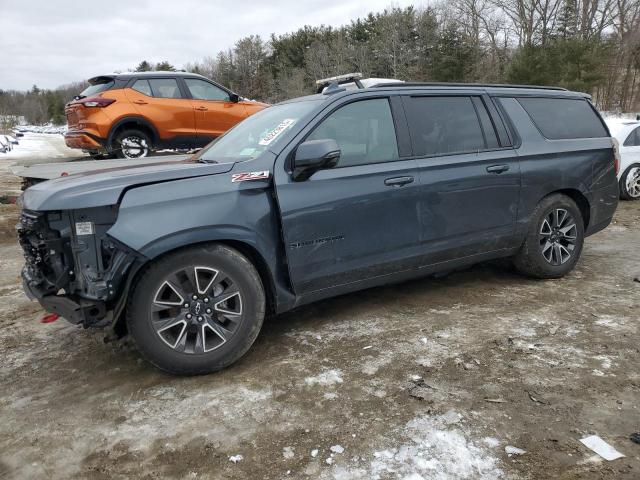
88;71;209;84
606;119;639;139
279;82;589;106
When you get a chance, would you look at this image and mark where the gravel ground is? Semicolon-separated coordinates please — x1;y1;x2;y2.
0;136;638;479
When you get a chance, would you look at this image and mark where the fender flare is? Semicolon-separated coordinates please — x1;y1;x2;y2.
107;116;160;148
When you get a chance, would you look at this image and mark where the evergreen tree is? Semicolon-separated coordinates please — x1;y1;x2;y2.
134;60;153;72
155;61;176;71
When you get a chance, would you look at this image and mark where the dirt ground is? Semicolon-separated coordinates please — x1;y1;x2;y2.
0;136;638;479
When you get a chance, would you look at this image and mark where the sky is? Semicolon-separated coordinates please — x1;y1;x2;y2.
0;0;418;91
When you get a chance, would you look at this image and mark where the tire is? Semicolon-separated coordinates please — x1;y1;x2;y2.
513;194;585;279
113;129;152;159
127;244;265;375
619;164;640;200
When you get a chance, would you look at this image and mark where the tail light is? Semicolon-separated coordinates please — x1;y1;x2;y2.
78;96;115;108
612;137;620;176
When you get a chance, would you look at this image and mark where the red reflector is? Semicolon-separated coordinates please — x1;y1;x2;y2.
41;313;59;323
61;172;69;177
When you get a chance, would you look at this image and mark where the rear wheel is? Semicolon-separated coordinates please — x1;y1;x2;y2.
513;194;585;278
114;129;152;159
620;164;640;200
127;244;265;375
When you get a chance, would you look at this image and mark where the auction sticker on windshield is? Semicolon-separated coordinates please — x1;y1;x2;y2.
258;119;295;146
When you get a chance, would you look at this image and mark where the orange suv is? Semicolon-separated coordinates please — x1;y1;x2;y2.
64;71;268;158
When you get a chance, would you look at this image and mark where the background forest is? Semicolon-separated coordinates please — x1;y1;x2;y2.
1;0;639;126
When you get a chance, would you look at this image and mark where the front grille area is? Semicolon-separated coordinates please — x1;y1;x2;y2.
17;210;71;297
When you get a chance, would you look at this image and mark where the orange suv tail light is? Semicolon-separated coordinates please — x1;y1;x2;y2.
79;96;115;108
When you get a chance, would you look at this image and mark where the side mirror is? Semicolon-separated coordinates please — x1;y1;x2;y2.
292;139;340;181
229;93;240;103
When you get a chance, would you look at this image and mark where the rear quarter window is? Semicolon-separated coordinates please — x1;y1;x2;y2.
517;97;608;139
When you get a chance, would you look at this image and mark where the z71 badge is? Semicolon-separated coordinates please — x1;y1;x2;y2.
231;171;271;183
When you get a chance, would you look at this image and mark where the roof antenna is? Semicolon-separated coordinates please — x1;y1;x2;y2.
323;82;347;95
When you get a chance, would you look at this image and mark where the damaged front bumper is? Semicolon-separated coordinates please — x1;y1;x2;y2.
18;208;140;328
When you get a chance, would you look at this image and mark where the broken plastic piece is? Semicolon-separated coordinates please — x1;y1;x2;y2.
40;313;59;323
580;435;625;461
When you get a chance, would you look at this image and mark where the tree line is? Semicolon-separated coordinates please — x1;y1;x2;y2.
1;0;639;126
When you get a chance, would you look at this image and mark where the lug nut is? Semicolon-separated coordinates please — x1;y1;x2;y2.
184;303;189;308
206;308;212;314
186;313;192;319
197;316;203;322
203;297;209;303
192;294;198;300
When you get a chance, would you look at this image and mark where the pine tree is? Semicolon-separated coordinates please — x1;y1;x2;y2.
134;60;153;72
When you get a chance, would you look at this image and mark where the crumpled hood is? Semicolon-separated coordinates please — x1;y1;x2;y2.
23;159;236;211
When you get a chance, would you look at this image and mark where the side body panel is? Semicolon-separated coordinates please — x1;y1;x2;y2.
124;87;196;139
107;153;297;312
497;97;618;239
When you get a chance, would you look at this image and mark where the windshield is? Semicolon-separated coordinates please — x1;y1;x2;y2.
197;100;321;162
78;80;114;98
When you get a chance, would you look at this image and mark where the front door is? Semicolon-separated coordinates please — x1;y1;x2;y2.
183;78;247;141
275;97;421;294
400;94;521;263
125;78;195;140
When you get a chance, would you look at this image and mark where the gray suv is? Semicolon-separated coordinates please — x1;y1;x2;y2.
18;81;619;374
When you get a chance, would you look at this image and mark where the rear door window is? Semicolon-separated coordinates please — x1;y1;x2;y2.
403;96;488;156
79;79;114;97
517;97;608;139
184;79;230;101
624;126;640;147
148;78;182;99
131;79;152;96
306;98;399;167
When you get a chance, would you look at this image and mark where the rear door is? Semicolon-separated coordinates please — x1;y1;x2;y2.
275;96;422;294
402;93;521;263
125;78;196;140
183;78;247;140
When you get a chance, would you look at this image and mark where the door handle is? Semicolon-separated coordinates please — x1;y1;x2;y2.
486;164;509;174
133;100;148;105
384;176;414;187
195;106;208;111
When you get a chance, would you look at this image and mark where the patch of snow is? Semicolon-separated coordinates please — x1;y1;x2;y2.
304;369;344;386
283;446;295;459
364;413;502;479
229;454;243;463
311;449;319;458
483;437;500;448
330;445;345;454
505;446;526;456
326;457;334;465
323;392;338;400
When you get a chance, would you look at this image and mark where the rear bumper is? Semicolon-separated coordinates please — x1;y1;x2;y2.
64;130;106;151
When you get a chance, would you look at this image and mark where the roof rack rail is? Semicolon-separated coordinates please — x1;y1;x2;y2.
371;82;568;91
316;73;364;94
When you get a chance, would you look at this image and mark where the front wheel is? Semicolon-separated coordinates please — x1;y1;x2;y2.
513;194;585;279
114;129;152;159
127;245;265;375
620;164;640;200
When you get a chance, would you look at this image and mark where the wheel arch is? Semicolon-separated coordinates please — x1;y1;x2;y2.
544;188;591;229
139;236;278;314
108;116;159;148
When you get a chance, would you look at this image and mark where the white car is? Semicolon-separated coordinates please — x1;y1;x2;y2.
608;119;640;200
0;135;8;153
